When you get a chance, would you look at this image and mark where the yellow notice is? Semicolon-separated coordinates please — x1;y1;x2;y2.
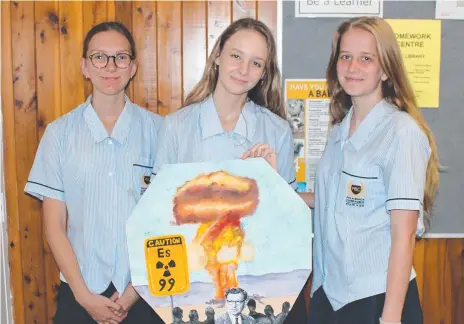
286;80;330;100
145;234;190;296
386;19;441;108
285;80;331;193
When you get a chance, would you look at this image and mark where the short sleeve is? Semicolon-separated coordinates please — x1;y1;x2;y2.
383;126;431;212
151;116;178;180
24;124;65;201
277;126;297;190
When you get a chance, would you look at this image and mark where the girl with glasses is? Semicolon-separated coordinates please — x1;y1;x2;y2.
25;22;164;324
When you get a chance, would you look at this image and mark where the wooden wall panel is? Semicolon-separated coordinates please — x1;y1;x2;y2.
413;239;426;302
132;1;158;112
107;0;116;21
156;1;182;115
112;0;132;36
34;2;62;322
207;1;231;55
1;3;25;324
11;2;47;323
446;239;464;324
420;239;464;324
1;1;463;323
182;1;206;100
35;2;62;127
58;1;84;113
257;0;278;39
233;0;257;21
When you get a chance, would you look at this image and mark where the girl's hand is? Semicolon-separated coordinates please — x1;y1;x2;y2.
241;143;278;171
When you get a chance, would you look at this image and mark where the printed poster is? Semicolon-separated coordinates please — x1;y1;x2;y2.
435;0;464;20
285;79;331;193
295;0;383;18
127;159;312;324
386;19;441;108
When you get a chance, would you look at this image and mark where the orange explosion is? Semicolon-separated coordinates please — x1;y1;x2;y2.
173;171;259;300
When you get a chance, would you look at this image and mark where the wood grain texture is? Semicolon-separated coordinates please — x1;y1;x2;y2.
156;1;182;114
34;3;62;321
58;1;84;113
11;2;47;322
207;0;231;55
232;0;257;21
446;239;464;323
132;1;158;112
257;0;277;39
422;239;449;324
1;2;25;323
182;1;206;99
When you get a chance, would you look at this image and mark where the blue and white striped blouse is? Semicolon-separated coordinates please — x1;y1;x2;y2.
311;99;430;310
25;96;163;294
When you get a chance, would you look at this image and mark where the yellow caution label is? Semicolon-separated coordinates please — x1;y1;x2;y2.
144;234;190;296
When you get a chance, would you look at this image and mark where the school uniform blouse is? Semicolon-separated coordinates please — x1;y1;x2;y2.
24;96;163;294
311;99;430;310
152;95;296;189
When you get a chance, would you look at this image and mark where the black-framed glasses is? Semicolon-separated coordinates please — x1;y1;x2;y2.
88;53;134;69
226;299;245;305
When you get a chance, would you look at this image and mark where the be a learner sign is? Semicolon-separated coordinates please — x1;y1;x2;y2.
295;0;383;18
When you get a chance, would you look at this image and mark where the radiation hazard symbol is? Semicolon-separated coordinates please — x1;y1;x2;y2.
144;234;190;297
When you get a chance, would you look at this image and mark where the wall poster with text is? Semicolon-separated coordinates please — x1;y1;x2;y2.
285;79;331;193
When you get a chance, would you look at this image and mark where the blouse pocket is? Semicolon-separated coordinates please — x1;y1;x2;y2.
337;166;381;213
132;158;154;202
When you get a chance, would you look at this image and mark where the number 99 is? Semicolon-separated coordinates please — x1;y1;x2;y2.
159;278;175;291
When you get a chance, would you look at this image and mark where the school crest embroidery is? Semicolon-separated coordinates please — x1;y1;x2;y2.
346;181;365;207
141;174;150;196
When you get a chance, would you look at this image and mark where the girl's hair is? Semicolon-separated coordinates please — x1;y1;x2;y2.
183;18;285;119
326;16;439;224
82;21;136;58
